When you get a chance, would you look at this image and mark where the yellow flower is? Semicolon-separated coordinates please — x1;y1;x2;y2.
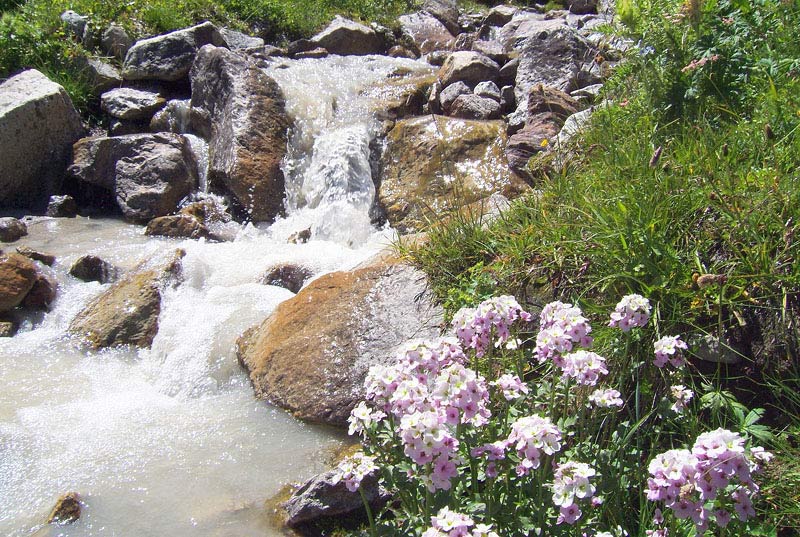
540;139;549;148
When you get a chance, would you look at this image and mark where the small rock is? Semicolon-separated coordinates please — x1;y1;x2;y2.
294;47;329;59
388;45;418;59
0;253;38;312
309;16;385;56
47;492;81;525
22;273;57;310
0;321;15;337
453;32;476;51
102;23;133;61
108;119;149;136
438;50;500;87
449;94;502;120
288;228;311;244
16;247;56;266
60;11;88;39
568;0;598;14
287;39;316;56
69;255;118;284
571;83;603;102
262;265;313;294
219;27;264;50
439;81;472;113
81;58;122;94
426;50;451;66
178;198;232;225
500;84;516;111
485;5;517;27
471;39;509;64
145;214;217;241
46;195;78;218
0;218;27;243
474;80;501;101
149;99;192;133
100;88;166;121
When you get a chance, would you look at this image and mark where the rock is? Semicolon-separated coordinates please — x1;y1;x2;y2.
388;45;418;59
261;264;313;294
108;119;149;136
149;99;192;133
287;39;316;56
555;107;594;146
22;272;57;310
362;71;438;120
0;217;27;242
453;32;476;52
47;492;81;525
439;81;471;113
68;249;184;349
144;214;217;240
449;94;502;119
426;50;451;66
0;253;38;312
79;58;122;94
0;321;15;337
499;57;519;87
178;198;232;225
101;88;166;121
283;466;383;529
16;247;56;266
471;39;509;64
294;47;329;59
569;0;598;14
474;80;501;101
398;12;456;55
527;84;580;119
288;228;311;244
60;11;88;39
500;85;516;111
438;51;500;88
0;70;84;209
69;255;118;284
46;195;78;218
219;27;264;50
68;133;198;222
102;23;133;61
122;22;226;82
571;83;603;102
423;0;460;36
485;5;518;27
309;16;385;56
237;254;442;426
378;115;528;233
190;46;289;222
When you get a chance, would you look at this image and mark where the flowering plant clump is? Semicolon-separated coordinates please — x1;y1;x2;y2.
608;294;651;331
653;335;689;368
333;451;379;492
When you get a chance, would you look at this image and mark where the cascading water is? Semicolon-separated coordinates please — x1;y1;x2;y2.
0;53;431;536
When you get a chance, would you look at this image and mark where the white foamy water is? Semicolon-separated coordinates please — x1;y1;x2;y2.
0;53;432;535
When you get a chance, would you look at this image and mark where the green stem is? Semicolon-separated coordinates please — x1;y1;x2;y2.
358;487;376;537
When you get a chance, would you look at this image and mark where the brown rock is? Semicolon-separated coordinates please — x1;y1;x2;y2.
145;214;216;240
237;254;442;426
309;17;385;56
69;255;118;284
261;264;313;294
438;51;500;88
398;12;456;55
16;247;56;266
22;273;57;310
0;217;27;243
0;321;15;337
0;253;38;312
47;492;81;525
361;71;438;120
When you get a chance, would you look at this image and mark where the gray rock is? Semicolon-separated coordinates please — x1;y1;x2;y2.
0;70;84;209
471;39;509;64
485;5;518;27
501;84;516;111
439;81;471;113
219;27;264;50
46;195;78;218
101;88;166;121
294;47;329;59
571;83;603;102
569;0;598;14
474;80;501;101
60;11;87;39
426;50;451;66
122;22;226;82
453;32;476;52
555;107;594;147
149;99;192;133
499;57;519;87
108;119;149;136
423;0;460;36
309;16;385;56
438;51;500;88
102;23;133;61
80;58;122;94
16;246;56;266
0;321;15;337
69;255;118;284
0;218;27;243
449;94;502;120
261;264;313;294
68;133;198;222
190;46;289;222
398;12;456;55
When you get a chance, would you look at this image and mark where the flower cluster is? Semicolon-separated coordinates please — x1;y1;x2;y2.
552;461;598;525
653;335;689;368
491;373;528;401
647;429;771;533
560;350;609;385
609;294;651;331
589;388;624;408
670;385;694;414
422;507;499;537
507;414;562;476
452;296;532;357
332;452;378;492
535;301;593;363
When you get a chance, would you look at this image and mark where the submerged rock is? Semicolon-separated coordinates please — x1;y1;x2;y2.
237;254;442;426
16;246;55;266
47;492;81;525
22;272;57;310
0;321;15;337
145;214;217;241
0;253;38;312
69;255;118;284
261;264;313;294
0;217;27;243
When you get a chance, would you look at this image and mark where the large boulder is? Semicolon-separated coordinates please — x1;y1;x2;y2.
438;51;500;88
398;12;456;55
361;70;438;120
309;16;385;56
68;249;184;349
122;21;226;82
68;133;198;222
423;0;460;35
237;254;442;426
378;115;528;233
190;45;289;222
0;70;84;209
0;253;38;312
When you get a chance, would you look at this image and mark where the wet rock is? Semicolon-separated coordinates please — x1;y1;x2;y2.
60;11;88;39
439;81;471;113
68;133;198;222
47;492;81;525
309;16;385;56
438;51;500;88
122;22;226;82
69;255;118;284
423;0;460;36
0;321;15;337
287;39;316;56
102;23;133;61
46;195;78;218
16;246;56;266
485;5;517;27
68;249;185;349
288;228;311;244
388;45;418;59
379;115;528;233
149;99;192;133
474;80;501;101
261;264;313;294
453;32;476;52
0;218;27;243
0;253;38;312
569;0;598;14
362;71;438;120
294;47;329;59
237;253;442;426
449;94;502;119
22;272;57;310
398;12;456;55
101;88;166;121
145;214;217;240
426;50;451;66
0;70;84;209
190;45;289;222
219;27;264;50
178;198;232;226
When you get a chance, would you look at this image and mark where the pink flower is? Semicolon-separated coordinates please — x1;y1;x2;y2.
557;503;582;525
654;335;688;368
589;388;624;407
609;294;651;331
491;373;529;400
